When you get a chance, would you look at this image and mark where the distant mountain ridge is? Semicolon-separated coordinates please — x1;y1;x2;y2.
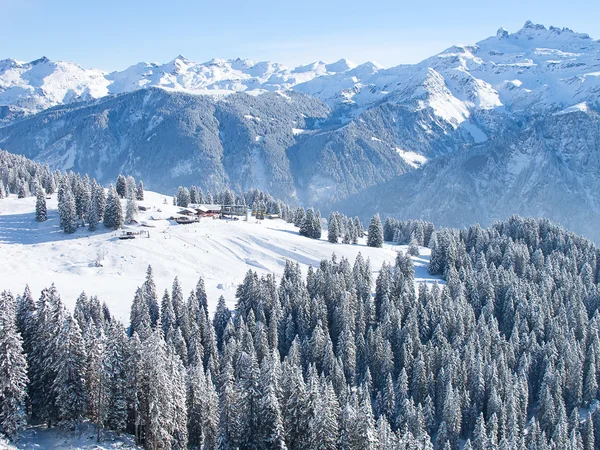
0;53;366;122
1;21;599;241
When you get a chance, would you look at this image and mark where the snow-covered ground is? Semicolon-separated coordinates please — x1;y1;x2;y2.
0;421;139;449
0;191;442;322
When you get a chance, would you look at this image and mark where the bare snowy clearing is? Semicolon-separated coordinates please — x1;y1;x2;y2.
0;191;442;322
0;421;139;449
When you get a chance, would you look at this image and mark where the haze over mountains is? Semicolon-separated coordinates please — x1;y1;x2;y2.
1;21;599;241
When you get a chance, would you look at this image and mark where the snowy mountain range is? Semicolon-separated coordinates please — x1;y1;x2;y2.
1;21;599;241
2;21;599;121
0;54;362;121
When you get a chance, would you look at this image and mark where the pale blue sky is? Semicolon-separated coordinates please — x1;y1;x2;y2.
1;0;598;71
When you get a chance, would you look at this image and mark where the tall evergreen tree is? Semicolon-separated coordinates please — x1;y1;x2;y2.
104;321;128;433
328;213;340;243
52;314;88;423
0;291;28;440
29;285;64;425
116;175;127;199
103;185;123;230
126;189;137;224
136;180;144;201
177;187;191;207
59;182;77;233
35;188;47;222
367;214;384;248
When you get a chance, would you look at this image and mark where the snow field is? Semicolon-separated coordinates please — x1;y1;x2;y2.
0;191;442;322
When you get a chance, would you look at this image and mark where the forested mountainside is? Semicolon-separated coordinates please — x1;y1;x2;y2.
335;106;600;243
1;216;600;449
0;89;423;205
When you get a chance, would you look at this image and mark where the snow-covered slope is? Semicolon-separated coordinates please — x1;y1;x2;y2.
0;191;441;322
0;57;110;122
1;421;139;449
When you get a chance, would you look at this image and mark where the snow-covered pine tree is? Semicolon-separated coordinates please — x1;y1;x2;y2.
293;207;305;228
408;239;420;256
281;362;308;450
126;189;137;224
223;190;235;206
126;176;136;199
87;197;99;232
104;321;128;433
189;186;197;204
29;285;64;426
103;185;123;230
116;175;127;199
186;362;217;448
328;212;340;243
258;354;287;450
129;288;151;340
196;188;204;204
142;330;175;449
299;208;315;238
232;350;261;449
58;182;77;233
35;187;47;222
168;348;188;450
367;214;384;248
136;180;144;201
75;176;91;226
161;289;175;337
313;210;322;239
16;286;36;361
91;180;105;221
203;368;220;449
143;265;160;329
354;217;363;238
86;328;109;441
52;314;88;424
0;291;28;440
171;276;187;336
17;181;26;198
176;187;191;207
213;296;231;352
195;276;208;314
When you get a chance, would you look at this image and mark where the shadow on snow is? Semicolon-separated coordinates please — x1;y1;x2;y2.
0;210;114;245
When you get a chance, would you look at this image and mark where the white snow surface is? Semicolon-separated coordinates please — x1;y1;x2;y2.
395;148;428;168
0;191;442;322
0;421;139;449
553;101;589;115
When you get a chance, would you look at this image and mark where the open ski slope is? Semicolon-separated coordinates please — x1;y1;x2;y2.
0;191;442;322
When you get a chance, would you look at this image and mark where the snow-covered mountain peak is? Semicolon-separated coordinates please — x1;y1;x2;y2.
325;58;356;73
478;21;596;53
1;22;598;125
496;28;509;40
518;20;592;40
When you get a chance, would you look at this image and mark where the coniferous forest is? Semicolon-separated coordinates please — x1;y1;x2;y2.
1;213;600;449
